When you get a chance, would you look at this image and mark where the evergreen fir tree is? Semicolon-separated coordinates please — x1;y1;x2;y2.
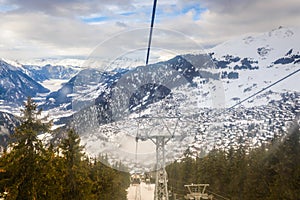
59;129;93;200
269;125;300;200
0;97;131;200
0;97;52;200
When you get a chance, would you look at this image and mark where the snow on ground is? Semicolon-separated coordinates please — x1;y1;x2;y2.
127;182;155;200
222;62;300;107
211;26;300;64
40;79;69;92
209;26;300;107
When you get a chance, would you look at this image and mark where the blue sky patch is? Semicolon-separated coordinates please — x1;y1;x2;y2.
182;3;207;20
0;4;18;13
82;16;110;23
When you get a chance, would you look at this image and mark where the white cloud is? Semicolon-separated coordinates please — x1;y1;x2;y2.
5;0;133;16
158;0;300;48
0;0;300;60
0;12;128;59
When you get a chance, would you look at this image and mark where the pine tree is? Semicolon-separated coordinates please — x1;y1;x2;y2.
59;129;93;199
89;157;130;200
226;145;247;199
35;144;65;199
0;97;132;200
243;145;270;200
268;125;300;200
0;97;52;200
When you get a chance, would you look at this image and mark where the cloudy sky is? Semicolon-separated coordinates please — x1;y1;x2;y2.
1;0;300;61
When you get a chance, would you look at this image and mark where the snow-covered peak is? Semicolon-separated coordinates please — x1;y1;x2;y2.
0;58;21;71
0;58;22;68
210;26;300;65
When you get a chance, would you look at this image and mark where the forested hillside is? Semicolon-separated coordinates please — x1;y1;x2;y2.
167;124;300;200
0;97;129;200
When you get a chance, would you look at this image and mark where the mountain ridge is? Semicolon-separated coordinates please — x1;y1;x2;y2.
0;59;50;105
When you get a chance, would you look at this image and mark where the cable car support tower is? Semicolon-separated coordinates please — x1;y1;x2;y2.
139;0;176;199
136;117;180;200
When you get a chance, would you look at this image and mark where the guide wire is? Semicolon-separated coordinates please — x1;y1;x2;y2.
228;67;300;111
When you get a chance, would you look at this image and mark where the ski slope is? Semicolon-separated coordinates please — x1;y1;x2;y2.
127;183;155;200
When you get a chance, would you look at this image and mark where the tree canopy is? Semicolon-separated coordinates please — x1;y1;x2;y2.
0;97;129;200
167;124;300;200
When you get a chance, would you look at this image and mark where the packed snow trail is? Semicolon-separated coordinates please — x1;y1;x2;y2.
127;182;155;200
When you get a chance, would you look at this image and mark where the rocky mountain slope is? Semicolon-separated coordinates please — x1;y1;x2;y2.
0;59;49;106
0;111;19;149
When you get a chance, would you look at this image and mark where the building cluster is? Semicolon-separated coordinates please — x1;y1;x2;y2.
187;91;300;156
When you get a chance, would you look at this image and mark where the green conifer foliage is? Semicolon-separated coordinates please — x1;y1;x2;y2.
0;97;132;200
166;124;300;200
0;97;52;200
59;129;93;200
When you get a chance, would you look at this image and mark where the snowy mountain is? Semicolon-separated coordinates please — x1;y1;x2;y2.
22;64;79;82
0;59;50;107
42;27;300;117
211;26;299;64
0;26;299;170
69;26;300;170
209;26;300;107
43;68;129;111
0;111;19;149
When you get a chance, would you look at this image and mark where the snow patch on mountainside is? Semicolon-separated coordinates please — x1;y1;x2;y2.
211;26;300;64
209;26;300;107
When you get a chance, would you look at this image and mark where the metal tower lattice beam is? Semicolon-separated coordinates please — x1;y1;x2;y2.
153;136;169;200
